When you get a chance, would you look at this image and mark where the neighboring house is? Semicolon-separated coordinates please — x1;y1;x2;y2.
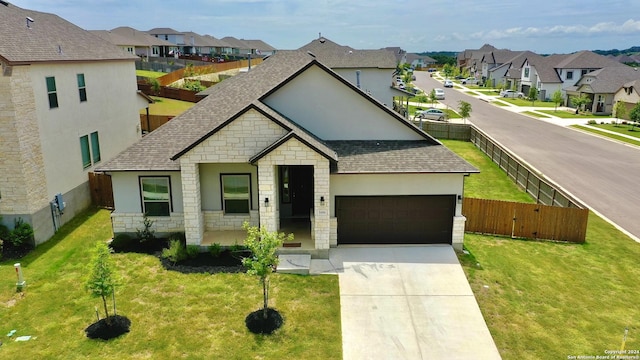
109;27;174;59
614;79;640;118
479;49;521;80
457;44;497;76
488;51;543;90
405;53;436;69
299;36;408;107
0;2;146;244
567;66;640;115
242;39;277;57
220;36;253;56
202;35;234;57
147;27;183;56
96;50;478;258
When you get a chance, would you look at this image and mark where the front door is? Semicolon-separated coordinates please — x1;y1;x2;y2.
279;165;314;219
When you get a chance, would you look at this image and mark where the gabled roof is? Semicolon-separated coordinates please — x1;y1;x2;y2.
0;2;137;64
202;35;233;48
220;36;252;49
147;27;183;35
405;53;436;64
298;37;396;69
298;37;354;53
555;50;623;69
182;31;215;47
577;66;640;93
241;39;277;52
90;30;143;47
98;50;450;172
111;26;174;46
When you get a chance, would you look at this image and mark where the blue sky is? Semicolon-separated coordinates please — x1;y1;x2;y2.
13;0;640;54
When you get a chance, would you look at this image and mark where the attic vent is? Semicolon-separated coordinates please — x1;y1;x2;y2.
307;51;316;58
58;45;63;55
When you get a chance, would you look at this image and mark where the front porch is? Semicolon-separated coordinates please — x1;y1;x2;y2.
201;218;324;257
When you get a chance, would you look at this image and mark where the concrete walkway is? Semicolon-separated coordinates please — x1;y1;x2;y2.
311;246;502;360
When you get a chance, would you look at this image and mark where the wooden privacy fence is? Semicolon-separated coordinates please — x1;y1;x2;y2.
88;172;114;209
420;122;471;140
463;197;589;243
140;114;174;132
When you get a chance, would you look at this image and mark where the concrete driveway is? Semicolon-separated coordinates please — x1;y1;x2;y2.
311;245;501;360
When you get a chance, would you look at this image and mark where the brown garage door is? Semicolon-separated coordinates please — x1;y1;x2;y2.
336;195;455;244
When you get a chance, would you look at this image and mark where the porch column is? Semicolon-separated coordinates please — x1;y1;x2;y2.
181;162;203;245
313;162;331;253
257;164;277;232
452;215;466;252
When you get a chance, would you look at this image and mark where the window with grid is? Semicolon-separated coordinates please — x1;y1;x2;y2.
46;76;58;108
222;174;250;214
77;74;87;102
140;177;171;216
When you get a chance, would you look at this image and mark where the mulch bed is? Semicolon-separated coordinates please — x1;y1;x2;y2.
85;315;131;340
0;241;34;261
158;250;251;274
245;308;284;334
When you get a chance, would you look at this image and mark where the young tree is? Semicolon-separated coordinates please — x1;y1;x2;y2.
528;87;539;106
429;89;437;105
242;222;293;320
551;89;564;111
571;94;592;114
629;102;640;130
458;100;472;122
614;101;627;125
442;63;454;79
86;241;118;325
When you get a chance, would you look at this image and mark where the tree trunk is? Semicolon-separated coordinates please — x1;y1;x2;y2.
262;276;269;319
102;295;111;325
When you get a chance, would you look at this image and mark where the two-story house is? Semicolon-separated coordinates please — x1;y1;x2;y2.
0;2;146;244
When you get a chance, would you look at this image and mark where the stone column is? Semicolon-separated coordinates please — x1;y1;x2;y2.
181;162;203;245
257;164;277;232
452;215;467;251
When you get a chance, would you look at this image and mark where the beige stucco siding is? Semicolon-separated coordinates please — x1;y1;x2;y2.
333;68;396;106
262;66;423;141
111;171;183;214
199;163;258;210
29;61;141;200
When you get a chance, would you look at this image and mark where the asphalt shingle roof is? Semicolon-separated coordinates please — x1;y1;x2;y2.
578;66;640;93
298;37;396;69
0;2;137;64
111;26;174;47
326;141;478;173
97;50;472;175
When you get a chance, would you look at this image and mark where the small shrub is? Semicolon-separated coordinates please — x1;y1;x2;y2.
9;218;34;247
230;243;247;252
169;232;186;246
162;239;186;264
186;245;200;258
110;234;134;252
136;214;156;243
587;119;597;125
209;243;222;257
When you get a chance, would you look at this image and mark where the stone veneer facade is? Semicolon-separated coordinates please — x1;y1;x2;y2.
452;215;467;251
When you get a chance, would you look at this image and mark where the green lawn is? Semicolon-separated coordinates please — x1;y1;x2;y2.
0;209;341;359
500;98;558;107
538;109;609;119
136;70;166;79
141;96;196;116
521;111;551;118
589;123;640;139
442;140;640;359
572;125;640;147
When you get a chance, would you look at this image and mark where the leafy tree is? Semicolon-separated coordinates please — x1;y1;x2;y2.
528;87;539;106
429;89;437;105
442;63;454;79
242;222;293;320
458;100;472;122
86;241;118;325
551;89;564;111
571;94;592;114
613;101;627;125
629;102;640;130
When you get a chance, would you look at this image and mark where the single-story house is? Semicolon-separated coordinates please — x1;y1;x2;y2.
97;50;478;258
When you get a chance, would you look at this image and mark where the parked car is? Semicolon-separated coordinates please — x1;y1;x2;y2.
443;80;454;88
434;88;445;100
460;77;478;85
415;108;448;121
500;89;525;98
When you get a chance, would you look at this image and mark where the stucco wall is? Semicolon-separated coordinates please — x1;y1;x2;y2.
111;171;183;214
262;65;423;141
333;68;396;106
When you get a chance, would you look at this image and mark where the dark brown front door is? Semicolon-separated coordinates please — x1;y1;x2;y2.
336;195;455;244
291;166;313;218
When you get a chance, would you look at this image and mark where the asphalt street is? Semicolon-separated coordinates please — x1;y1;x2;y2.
414;71;640;242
